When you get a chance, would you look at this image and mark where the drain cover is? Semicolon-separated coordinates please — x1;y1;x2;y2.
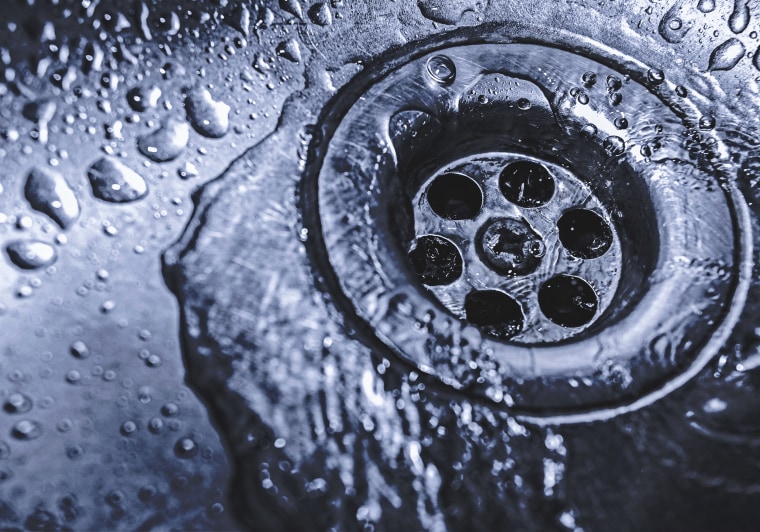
309;43;750;420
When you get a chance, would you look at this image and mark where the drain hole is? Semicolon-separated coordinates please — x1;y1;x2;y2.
538;275;598;328
464;289;524;339
408;235;463;286
557;209;613;259
499;161;555;208
427;173;483;220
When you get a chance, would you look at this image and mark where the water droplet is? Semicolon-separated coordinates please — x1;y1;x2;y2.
65;370;81;384
5;240;57;270
126;85;161;112
161;402;180;417
647;68;665;85
174;436;198;459
11;420;42;440
516;98;531;110
4;393;32;414
659;1;694;43
177;161;199;180
22;99;56;143
228;4;250;36
675;85;688;97
576;91;589;104
24;167;80;229
613;117;629;130
603;136;626;157
582;71;597;87
70;340;89;359
729;0;751;34
87;157;148;203
120;420;137;436
699;115;716;130
148;417;163;434
708;38;746;71
580;124;597;139
417;0;481;24
697;0;716;13
308;3;333;26
279;0;304;20
184;86;231;139
276;39;302;64
426;55;456;85
137;118;189;162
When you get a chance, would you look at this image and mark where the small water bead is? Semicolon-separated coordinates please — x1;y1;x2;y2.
516;98;531;110
161;402;180;417
603;136;626;157
148;417;163;434
174;437;199;459
126;85;161;112
145;354;162;367
120;420;137;436
647;68;665;85
4;393;32;414
609;92;622;106
675;85;688;97
613;117;629;130
11;420;42;440
576;91;589;105
606;75;622;92
581;71;597;87
699;115;716;130
426;55;456;85
65;370;81;384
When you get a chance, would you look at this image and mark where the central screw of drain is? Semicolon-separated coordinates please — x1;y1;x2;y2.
477;217;544;276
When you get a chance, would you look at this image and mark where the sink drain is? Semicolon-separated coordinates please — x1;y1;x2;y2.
307;42;750;421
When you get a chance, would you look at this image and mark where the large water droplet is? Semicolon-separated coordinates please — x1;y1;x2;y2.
280;0;304;20
728;0;751;34
276;39;302;64
24;167;80;229
697;0;716;13
417;0;481;24
658;1;694;43
708;38;746;71
87;157;148;203
185;86;231;139
308;3;333;26
229;4;251;36
11;420;42;441
4;393;32;415
6;240;57;270
127;85;161;112
137;118;189;162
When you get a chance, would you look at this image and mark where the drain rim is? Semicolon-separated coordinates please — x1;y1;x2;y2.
305;38;752;422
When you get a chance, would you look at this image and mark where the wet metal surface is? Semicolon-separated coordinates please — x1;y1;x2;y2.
2;0;760;531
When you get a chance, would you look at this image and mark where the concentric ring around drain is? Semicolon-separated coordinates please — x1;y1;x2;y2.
308;42;751;421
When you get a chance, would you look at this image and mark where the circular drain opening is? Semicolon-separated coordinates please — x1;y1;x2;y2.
310;42;749;420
